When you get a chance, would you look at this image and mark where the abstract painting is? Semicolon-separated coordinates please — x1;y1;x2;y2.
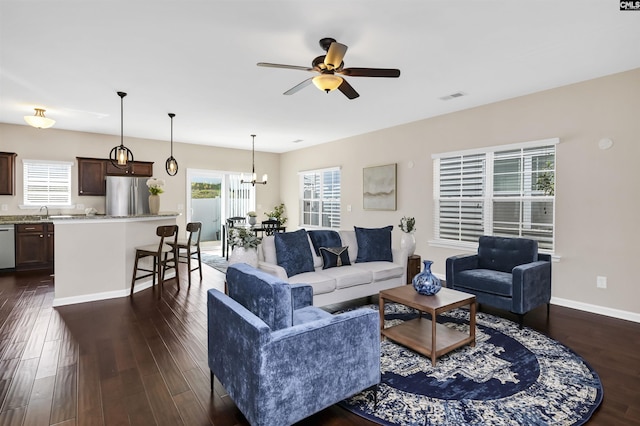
363;163;396;210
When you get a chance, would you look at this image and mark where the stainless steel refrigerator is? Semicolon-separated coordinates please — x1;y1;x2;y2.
105;176;150;216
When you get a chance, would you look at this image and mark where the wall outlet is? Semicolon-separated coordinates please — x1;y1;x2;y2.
596;276;607;289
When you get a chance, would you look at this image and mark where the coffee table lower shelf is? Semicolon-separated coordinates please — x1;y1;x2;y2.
382;317;475;365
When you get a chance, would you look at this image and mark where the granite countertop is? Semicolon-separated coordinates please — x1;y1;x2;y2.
0;212;179;225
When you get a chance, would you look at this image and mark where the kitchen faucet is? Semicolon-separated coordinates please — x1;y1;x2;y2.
39;206;49;219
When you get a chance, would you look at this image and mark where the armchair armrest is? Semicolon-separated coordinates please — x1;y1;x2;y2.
257;260;289;281
290;283;313;309
446;254;479;286
512;260;552;314
392;247;409;283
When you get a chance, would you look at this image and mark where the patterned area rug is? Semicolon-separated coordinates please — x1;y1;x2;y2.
339;304;603;426
201;253;228;274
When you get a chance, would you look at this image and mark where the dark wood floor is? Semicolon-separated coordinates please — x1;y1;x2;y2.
0;264;639;426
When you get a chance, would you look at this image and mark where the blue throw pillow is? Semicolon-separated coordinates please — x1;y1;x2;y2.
274;229;315;277
319;246;351;269
308;230;342;256
354;225;393;263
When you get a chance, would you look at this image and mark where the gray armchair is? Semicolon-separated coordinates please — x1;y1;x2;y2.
446;236;551;328
208;263;380;426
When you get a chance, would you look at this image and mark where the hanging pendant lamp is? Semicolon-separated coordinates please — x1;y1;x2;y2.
240;134;267;186
109;91;134;169
165;113;178;176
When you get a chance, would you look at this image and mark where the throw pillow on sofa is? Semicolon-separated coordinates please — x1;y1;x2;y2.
308;230;343;256
354;225;393;263
319;247;351;269
274;229;315;277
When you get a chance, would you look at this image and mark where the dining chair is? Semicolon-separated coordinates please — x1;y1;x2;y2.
131;225;179;299
224;216;246;260
260;219;281;237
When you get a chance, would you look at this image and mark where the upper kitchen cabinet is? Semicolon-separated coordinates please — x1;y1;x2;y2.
0;152;17;195
77;157;153;196
77;157;107;196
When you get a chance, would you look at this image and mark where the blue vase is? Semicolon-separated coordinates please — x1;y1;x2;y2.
412;260;442;296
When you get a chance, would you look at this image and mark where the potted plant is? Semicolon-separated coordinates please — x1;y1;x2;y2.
146;178;165;214
228;227;261;267
264;203;287;225
246;211;257;225
398;216;416;256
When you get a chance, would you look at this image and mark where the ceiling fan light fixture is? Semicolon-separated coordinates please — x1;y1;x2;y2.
312;74;343;93
24;108;55;129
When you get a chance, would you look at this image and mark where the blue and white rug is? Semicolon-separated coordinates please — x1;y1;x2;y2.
339;304;603;426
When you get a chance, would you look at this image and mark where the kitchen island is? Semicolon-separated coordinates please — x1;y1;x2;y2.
50;213;179;306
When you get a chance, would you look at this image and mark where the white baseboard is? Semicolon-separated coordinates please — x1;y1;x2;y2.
551;296;640;324
52;272;175;307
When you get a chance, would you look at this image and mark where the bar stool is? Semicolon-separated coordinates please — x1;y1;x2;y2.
131;225;179;298
168;222;202;288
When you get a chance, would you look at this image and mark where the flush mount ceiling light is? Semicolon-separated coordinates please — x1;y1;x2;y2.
109;91;134;169
165;113;178;176
240;134;267;186
312;74;343;93
24;108;55;129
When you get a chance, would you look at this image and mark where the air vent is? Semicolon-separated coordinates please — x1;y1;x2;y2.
439;92;466;101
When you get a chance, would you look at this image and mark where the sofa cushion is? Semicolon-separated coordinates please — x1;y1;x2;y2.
320;265;373;289
352;261;404;282
226;263;292;331
477;236;538;273
354;225;393;263
339;230;359;264
293;305;332;326
455;269;513;297
288;271;336;295
308;230;343;255
275;229;315;277
319;246;351;269
260;235;277;264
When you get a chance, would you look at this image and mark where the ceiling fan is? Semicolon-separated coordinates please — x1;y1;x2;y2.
257;37;401;100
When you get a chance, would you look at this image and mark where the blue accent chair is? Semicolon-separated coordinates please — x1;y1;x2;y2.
446;236;552;328
208;263;380;426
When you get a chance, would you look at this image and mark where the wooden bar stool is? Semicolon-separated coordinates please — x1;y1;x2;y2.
130;225;179;298
168;222;202;288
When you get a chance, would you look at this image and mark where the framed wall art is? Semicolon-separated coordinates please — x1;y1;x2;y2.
363;163;397;211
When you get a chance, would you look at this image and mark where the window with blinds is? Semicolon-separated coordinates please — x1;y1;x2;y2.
433;139;557;251
23;159;73;206
225;173;255;218
299;167;341;229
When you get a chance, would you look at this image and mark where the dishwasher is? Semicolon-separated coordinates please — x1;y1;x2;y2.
0;225;15;269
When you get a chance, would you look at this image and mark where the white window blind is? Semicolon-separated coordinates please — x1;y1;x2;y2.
434;139;556;251
225;173;255;218
299;167;341;229
23;159;73;206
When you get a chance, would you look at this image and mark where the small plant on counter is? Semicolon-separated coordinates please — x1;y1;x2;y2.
146;178;165;195
399;216;416;233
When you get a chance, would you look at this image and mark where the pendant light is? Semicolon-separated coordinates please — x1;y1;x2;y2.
240;134;267;186
109;91;134;169
165;113;178;176
24;108;56;129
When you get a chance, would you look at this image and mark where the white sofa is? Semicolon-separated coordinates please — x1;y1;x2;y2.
257;229;408;306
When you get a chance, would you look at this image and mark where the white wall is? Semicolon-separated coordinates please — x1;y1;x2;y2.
280;68;640;318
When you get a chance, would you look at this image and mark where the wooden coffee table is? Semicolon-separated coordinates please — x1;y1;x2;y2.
379;285;476;366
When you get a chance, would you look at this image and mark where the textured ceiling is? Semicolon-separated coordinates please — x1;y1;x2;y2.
1;1;639;153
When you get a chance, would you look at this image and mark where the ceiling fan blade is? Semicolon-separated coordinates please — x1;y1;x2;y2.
283;78;314;95
324;42;347;70
339;67;401;78
257;62;315;72
338;79;360;99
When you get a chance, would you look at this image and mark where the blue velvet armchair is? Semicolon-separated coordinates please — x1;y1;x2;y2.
446;236;552;327
208;263;380;426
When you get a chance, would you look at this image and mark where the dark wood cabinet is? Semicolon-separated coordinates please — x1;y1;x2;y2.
15;223;54;271
0;152;17;195
77;157;153;196
407;254;421;284
77;157;107;196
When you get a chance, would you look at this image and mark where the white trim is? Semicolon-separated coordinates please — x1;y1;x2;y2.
551;296;640;324
51;272;175;307
23;159;74;166
427;239;561;261
432;137;559;159
297;165;341;175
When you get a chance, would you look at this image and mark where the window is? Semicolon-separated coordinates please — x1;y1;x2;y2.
299;167;341;229
433;138;557;251
23;159;73;207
